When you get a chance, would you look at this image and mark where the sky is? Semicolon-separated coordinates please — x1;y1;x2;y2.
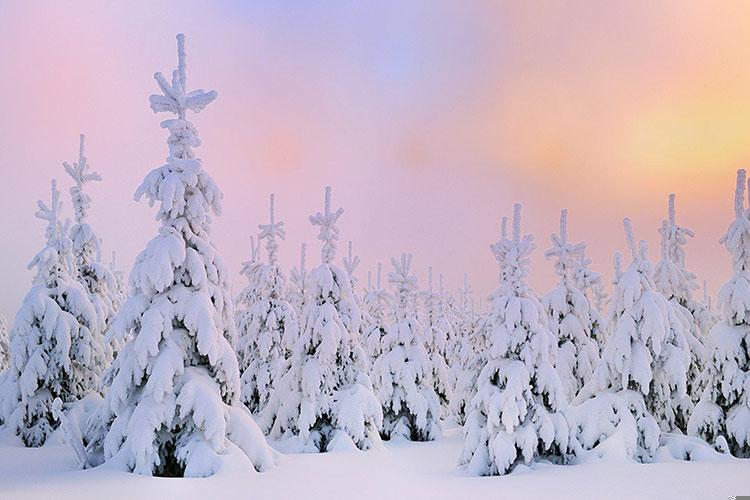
1;1;749;319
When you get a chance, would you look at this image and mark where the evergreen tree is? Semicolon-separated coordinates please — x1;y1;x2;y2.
1;180;99;446
86;34;272;477
262;187;382;452
109;251;128;315
372;254;440;441
63;134;117;366
460;204;570;475
689;169;750;457
343;241;372;355
576;218;693;461
288;242;307;323
236;194;299;415
653;194;707;402
0;315;8;372
542;209;600;402
451;273;486;426
421;268;453;417
362;263;391;364
570;233;607;348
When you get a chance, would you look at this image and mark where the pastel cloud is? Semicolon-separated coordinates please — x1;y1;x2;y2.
0;1;746;317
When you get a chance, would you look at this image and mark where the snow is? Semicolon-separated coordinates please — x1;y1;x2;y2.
82;34;271;477
461;204;571;476
372;253;441;441
261;187;381;452
1;28;748;497
1;425;748;500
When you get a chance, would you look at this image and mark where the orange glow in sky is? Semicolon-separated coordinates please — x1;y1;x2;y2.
1;1;748;316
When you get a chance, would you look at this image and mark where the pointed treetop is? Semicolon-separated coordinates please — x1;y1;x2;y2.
623;218;638;260
36;179;63;242
512;203;522;244
613;251;623;281
735;169;747;218
459;272;472;314
343;240;360;279
623;218;651;272
299;242;307;274
63;134;101;224
491;204;535;293
29;179;74;278
149;33;217;120
668;193;676;225
389;253;415;288
613;252;623;281
309;186;344;264
658;193;695;269
290;241;307;291
377;262;382;289
659;219;669;260
389;253;418;318
428;266;434;294
258;193;286;266
545;208;586;284
248;235;260;263
490;217;508;267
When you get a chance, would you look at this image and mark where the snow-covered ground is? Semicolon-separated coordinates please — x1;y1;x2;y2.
1;426;748;500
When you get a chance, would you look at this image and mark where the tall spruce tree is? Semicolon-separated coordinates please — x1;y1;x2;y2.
262;187;382;452
452;272;485;426
86;35;272;477
363;263;391;365
236;194;299;415
542;209;600;401
421;268;453;417
1;180;100;446
288;242;307;324
689;169;750;457
0;315;8;372
460;204;570;475
63;134;118;365
653;194;707;403
372;254;440;441
575;218;694;461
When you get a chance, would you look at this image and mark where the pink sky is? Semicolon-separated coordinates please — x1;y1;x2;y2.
1;1;748;318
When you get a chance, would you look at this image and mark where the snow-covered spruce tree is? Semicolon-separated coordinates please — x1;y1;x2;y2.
0;315;8;371
261;187;381;452
104;251;129;359
688;169;750;457
109;251;128;315
288;242;307;322
570;236;608;349
362;263;391;364
460;204;570;476
451;276;487;425
343;241;373;355
653;194;707;403
87;35;272;477
1;180;100;446
542;209;600;402
420;268;453;417
574;218;694;461
236;194;299;415
698;280;720;338
63;134;118;369
372;254;440;441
